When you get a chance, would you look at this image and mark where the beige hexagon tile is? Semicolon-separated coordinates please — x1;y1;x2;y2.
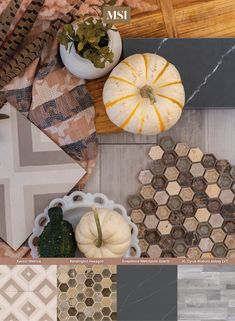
205;184;221;198
195;208;210;222
204;169;220;183
156;206;171;220
174;143;190;157
179;187;194;202
190;163;205;177
219;189;234;204
188;148;203;162
183;217;198;232
225;235;235;249
209;214;224;228
166;181;181;196
164;167;179;181
211;229;226;243
138;170;154;185
140;185;155;199
199;238;214;252
187;247;202;259
149;146;164;160
147;244;162;257
144;215;159;229
130;209;145;224
157;221;172;235
154;191;169;205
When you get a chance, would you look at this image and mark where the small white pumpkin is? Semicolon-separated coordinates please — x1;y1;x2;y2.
75;208;132;258
103;53;185;135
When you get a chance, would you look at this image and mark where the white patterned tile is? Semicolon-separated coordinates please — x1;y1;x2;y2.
0;266;28;292
28;292;57;321
0;105;86;250
0;266;57;321
0;290;29;321
28;266;57;292
0;266;12;288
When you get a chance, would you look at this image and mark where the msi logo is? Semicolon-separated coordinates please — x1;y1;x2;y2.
103;6;130;23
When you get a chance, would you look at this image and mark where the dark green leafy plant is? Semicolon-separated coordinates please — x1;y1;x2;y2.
38;207;76;257
59;18;116;68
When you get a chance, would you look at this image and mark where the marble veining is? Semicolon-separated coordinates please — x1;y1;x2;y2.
186;43;235;104
155;38;168;53
118;266;177;321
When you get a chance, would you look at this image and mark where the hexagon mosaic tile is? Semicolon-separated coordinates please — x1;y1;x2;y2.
57;265;117;321
129;137;235;258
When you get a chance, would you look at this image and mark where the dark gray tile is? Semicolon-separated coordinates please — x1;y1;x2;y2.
123;38;235;109
118;266;177;321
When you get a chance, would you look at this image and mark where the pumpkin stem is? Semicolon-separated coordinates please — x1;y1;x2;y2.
93;208;103;248
140;85;156;104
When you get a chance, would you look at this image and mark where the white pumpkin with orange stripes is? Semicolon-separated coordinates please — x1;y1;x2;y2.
103;53;185;135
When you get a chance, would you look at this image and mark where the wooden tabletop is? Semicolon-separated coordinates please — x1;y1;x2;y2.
87;0;235;134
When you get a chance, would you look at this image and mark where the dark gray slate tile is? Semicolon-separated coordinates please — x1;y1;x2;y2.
118;266;177;321
123;38;235;109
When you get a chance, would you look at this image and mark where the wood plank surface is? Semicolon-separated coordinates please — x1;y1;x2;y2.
89;0;235;134
158;0;178;37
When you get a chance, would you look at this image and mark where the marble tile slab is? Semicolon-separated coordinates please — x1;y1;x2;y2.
57;265;117;321
0;265;57;321
123;38;235;109
118;266;177;321
178;265;235;321
0;104;86;250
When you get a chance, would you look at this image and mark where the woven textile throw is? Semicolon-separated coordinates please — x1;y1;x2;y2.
0;0;98;188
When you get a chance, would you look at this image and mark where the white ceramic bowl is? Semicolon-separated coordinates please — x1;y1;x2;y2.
28;191;140;258
60;27;122;79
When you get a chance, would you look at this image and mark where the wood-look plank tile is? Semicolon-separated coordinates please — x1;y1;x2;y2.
83;148;101;193
178;265;235;321
99;133;157;144
100;144;153;208
204;108;235;164
158;109;206;151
